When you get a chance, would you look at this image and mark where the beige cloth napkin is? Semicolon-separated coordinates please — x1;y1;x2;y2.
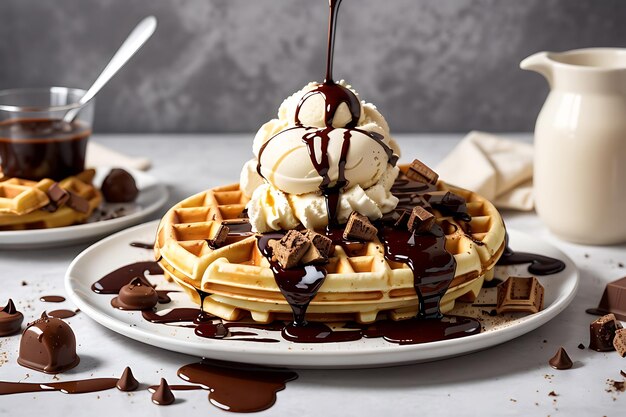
86;141;151;171
435;131;534;211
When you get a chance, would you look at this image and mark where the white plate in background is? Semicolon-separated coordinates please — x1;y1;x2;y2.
0;168;168;249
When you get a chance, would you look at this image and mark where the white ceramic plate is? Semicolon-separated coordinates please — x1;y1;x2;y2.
65;221;579;369
0;168;168;249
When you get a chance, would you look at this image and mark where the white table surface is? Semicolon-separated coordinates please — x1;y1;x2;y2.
1;134;625;417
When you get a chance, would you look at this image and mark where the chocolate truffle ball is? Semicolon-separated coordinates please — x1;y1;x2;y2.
111;277;158;310
0;299;24;336
17;312;80;373
101;168;139;203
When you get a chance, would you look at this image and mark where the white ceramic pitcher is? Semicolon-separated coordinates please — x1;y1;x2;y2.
521;48;626;245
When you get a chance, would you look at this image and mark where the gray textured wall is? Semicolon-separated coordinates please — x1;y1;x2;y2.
0;0;624;133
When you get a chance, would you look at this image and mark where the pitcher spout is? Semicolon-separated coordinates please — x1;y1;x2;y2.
520;51;553;86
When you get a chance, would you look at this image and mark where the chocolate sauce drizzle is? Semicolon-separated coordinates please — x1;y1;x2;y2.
91;261;163;294
129;241;154;250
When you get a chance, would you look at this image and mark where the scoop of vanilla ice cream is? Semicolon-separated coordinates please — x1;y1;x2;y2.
241;80;400;232
248;165;400;233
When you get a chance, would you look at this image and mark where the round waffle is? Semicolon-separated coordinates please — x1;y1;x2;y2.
0;170;102;230
155;169;506;324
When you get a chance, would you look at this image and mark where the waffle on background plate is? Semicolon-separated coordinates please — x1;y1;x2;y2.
156;166;507;324
0;169;101;230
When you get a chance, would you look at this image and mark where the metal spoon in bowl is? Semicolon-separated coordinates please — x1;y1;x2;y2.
63;16;157;123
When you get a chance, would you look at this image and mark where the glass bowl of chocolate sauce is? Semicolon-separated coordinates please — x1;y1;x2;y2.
0;87;93;181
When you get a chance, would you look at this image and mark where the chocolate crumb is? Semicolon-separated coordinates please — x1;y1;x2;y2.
619;263;624;268
21;281;27;286
548;391;558;397
577;343;585;350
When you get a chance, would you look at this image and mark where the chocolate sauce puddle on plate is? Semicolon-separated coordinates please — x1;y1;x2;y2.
497;233;566;275
0;378;118;395
91;261;163;294
177;360;298;413
129;241;155;249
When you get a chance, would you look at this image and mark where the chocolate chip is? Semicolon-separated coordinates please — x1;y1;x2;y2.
343;212;378;241
406;159;439;185
548;347;573;370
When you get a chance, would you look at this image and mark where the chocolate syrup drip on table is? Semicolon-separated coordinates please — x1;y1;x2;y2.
177;360;298;413
497;233;566;275
39;295;65;303
91;261;163;294
47;309;77;319
0;378;118;395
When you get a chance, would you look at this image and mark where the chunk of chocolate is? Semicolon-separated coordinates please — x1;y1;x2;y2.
151;378;175;405
300;230;334;264
593;276;626;321
343;212;378;241
589;314;623;352
406;159;439;185
496;276;544;314
271;230;311;269
408;205;436;233
101;168;139;203
392;209;411;229
614;329;626;357
66;191;90;213
42;182;70;212
206;223;230;249
17;312;80;374
111;277;158;310
548;347;573;370
117;366;139;391
0;299;24;336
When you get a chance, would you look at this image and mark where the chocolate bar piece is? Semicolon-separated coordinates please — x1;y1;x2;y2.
343;212;378;241
408;205;436;233
300;230;333;264
589;313;623;352
271;230;311;269
594;276;626;321
206;224;230;249
66;191;90;213
406;159;439;185
47;183;69;206
614;329;626;357
393;210;411;229
496;276;544;314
